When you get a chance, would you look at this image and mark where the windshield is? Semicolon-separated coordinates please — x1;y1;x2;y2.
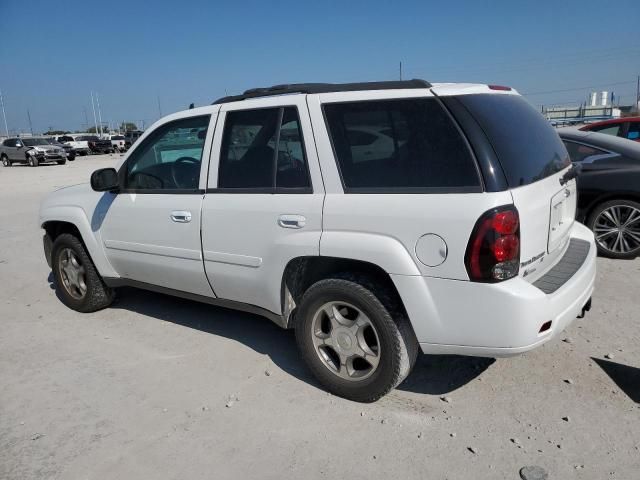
22;138;50;146
455;94;570;187
112;135;125;140
78;135;99;141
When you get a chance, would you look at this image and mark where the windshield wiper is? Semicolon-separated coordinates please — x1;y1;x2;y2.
560;163;582;185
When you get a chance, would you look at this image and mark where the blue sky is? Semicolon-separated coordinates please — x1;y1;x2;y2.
0;0;638;133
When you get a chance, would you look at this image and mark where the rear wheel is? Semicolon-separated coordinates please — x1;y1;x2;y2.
1;155;10;167
587;199;640;259
295;275;418;402
51;233;114;312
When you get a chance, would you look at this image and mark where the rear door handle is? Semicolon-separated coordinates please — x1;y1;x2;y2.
171;210;192;223
278;214;306;229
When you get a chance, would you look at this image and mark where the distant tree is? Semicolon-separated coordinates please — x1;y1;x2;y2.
119;122;138;132
87;126;105;134
44;130;68;135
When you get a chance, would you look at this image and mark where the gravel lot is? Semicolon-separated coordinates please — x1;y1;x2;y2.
1;155;639;480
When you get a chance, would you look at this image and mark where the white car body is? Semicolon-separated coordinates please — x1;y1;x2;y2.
109;135;126;152
39;81;596;360
57;134;90;155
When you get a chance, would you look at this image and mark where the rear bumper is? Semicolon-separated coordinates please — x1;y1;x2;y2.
393;222;596;357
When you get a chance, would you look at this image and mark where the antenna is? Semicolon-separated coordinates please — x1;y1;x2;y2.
399;61;403;81
157;95;162;118
0;88;9;136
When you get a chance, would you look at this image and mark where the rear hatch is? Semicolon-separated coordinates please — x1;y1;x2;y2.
453;92;574;282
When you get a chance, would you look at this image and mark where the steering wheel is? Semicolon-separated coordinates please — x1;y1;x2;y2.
171;156;200;189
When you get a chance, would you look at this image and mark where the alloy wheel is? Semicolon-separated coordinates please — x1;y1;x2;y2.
311;301;381;381
58;248;88;299
594;204;640;255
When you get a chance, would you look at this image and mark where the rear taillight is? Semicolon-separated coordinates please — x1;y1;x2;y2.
465;206;520;282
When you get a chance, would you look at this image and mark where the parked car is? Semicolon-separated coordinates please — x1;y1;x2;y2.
109;134;126;152
78;135;113;154
558;129;640;259
57;135;90;156
123;130;143;150
1;137;68;166
45;137;76;161
579;116;640;142
39;80;596;402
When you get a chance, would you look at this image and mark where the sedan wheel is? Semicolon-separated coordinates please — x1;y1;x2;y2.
1;156;10;167
590;200;640;259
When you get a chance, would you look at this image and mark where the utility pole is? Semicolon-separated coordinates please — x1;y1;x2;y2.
157;95;162;118
83;107;89;131
27;109;34;135
90;92;99;134
0;88;9;137
95;92;104;137
399;61;403;81
636;75;639;110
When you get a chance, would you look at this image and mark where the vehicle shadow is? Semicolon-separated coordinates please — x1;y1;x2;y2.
592;357;640;403
46;275;495;397
109;287;493;396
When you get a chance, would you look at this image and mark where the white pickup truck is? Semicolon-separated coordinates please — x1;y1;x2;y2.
57;134;91;156
39;80;596;402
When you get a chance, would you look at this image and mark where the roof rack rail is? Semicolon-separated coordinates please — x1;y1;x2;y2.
212;79;431;104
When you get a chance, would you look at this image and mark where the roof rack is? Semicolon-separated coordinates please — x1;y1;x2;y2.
212;79;431;104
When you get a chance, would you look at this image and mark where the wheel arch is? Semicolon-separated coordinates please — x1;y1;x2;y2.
40;208;118;278
584;191;640;224
281;256;411;330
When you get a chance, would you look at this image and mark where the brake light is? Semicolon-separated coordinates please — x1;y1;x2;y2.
488;85;512;91
465;206;520;282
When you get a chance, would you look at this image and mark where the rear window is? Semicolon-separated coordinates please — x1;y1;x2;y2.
456;94;570;188
324;98;480;192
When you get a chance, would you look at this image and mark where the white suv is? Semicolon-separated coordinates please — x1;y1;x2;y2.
39;80;596;402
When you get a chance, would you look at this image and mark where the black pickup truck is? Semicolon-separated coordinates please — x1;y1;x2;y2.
78;135;114;154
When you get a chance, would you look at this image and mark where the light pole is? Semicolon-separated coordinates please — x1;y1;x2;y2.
0;88;9;137
90;92;99;134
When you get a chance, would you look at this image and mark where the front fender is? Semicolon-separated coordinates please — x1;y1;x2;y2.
40;205;119;278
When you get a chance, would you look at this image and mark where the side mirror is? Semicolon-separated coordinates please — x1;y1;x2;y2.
16;143;22;149
91;168;119;192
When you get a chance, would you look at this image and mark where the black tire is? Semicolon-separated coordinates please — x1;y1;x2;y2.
51;233;114;312
587;199;640;259
68;155;76;161
57;159;67;165
295;275;418;402
1;155;10;167
28;155;39;167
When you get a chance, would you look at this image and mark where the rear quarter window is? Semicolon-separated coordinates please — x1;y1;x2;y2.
323;98;481;192
455;94;570;188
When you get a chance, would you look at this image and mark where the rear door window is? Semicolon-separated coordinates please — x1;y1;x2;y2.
562;140;608;163
323;98;480;192
455;94;570;188
590;124;621;136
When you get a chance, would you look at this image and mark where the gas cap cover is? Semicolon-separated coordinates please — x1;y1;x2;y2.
415;233;448;267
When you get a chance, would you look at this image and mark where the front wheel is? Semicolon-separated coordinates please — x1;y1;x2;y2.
57;159;67;165
1;155;10;167
51;233;114;312
28;155;39;167
587;199;640;259
295;276;418;402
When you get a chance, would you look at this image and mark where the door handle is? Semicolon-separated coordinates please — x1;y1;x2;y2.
171;211;192;223
278;214;306;229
